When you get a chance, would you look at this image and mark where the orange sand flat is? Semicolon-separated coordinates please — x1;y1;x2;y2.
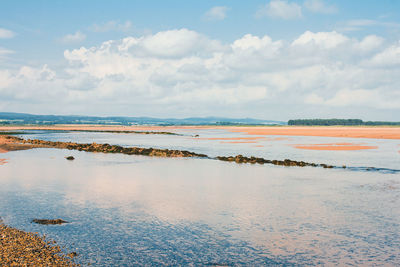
292;143;378;151
0;135;14;153
227;127;400;140
0;135;36;153
293;142;364;146
1;125;400;140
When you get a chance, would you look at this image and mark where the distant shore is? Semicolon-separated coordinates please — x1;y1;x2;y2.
1;125;400;140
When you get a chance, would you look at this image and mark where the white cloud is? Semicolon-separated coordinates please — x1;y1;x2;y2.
140;29;220;58
204;6;229;21
0;28;15;39
257;0;302;20
292;31;348;49
0;47;14;56
1;29;400;119
356;35;384;52
366;42;400;67
60;31;86;44
307;89;400;109
89;20;133;32
304;0;337;14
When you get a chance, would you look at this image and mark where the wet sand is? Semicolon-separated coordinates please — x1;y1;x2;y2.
292;143;378;151
227;126;400;140
2;125;400;139
0;222;76;266
0;135;41;153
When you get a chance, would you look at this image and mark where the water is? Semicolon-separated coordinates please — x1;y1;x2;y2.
20;129;400;170
1;130;400;265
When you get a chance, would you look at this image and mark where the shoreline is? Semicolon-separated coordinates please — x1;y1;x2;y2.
1;125;400;139
1;133;399;173
5;135;336;169
0;221;77;266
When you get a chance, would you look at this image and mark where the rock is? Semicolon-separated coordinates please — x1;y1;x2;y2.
67;252;78;258
65;156;75;160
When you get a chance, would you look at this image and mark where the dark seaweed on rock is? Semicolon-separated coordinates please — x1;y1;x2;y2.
55;129;182;135
17;137;208;158
32;219;69;225
216;155;334;168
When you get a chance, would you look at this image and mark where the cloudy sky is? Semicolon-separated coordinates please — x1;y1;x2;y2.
1;0;400;120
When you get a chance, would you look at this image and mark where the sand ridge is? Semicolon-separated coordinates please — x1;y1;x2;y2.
0;135;42;153
292;143;378;151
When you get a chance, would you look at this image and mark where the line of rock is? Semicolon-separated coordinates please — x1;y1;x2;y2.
10;136;337;169
15;137;208;158
216;155;336;168
51;129;181;135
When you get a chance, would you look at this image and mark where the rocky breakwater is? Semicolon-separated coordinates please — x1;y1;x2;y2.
17;137;208;158
217;155;335;168
9;136;337;169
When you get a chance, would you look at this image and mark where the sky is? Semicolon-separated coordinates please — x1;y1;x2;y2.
1;0;400;121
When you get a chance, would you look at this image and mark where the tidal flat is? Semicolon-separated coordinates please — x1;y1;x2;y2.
0;126;400;265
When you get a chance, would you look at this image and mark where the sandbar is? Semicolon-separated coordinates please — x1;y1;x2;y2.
0;135;40;153
226;126;400;140
1;125;400;139
292;143;378;151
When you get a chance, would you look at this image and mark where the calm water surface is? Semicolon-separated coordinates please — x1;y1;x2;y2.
0;131;399;265
20;129;400;170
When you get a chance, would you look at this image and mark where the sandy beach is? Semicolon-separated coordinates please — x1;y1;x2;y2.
292;143;378;151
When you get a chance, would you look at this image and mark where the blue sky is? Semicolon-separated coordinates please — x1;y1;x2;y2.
1;0;400;120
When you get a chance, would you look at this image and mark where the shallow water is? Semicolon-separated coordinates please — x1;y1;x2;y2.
21;129;400;170
1;131;400;265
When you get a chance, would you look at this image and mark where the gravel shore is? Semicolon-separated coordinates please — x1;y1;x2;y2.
0;222;77;266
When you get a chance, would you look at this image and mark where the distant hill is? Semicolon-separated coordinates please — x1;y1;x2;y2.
288;119;400;126
0;112;285;126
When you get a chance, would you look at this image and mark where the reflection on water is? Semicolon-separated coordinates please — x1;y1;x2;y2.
20;129;400;170
1;146;399;265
